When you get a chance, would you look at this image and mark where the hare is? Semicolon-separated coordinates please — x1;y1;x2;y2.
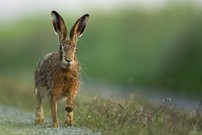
34;11;89;128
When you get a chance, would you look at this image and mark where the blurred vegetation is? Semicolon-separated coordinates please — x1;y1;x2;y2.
0;3;202;134
0;3;202;98
75;97;202;135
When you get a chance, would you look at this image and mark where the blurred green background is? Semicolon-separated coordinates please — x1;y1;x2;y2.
0;0;202;109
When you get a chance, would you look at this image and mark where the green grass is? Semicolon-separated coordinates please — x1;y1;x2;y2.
0;76;202;135
75;97;202;135
2;91;202;135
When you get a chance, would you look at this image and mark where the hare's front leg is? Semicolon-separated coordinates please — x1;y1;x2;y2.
50;96;59;128
64;94;74;126
35;89;44;125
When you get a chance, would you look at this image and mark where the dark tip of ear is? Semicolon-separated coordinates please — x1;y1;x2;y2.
51;11;59;16
84;14;90;18
51;10;57;14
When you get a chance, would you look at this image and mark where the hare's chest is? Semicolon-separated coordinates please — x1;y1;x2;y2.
52;75;75;97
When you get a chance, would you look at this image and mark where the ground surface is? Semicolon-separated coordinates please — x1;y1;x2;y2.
0;104;101;135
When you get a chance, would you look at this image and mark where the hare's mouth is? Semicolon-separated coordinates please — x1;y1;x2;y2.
61;58;73;69
62;62;71;69
62;60;75;69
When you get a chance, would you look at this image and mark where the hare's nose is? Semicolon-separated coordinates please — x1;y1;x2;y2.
65;59;72;63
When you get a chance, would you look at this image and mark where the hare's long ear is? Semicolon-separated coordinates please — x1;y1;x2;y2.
51;11;67;42
70;14;89;42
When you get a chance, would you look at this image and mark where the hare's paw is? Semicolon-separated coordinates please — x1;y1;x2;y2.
35;118;44;125
64;119;75;126
52;122;59;128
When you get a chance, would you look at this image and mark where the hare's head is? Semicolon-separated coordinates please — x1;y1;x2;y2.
51;11;89;69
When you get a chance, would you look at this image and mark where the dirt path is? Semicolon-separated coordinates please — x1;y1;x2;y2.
0;104;101;135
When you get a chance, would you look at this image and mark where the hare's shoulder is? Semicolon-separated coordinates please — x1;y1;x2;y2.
35;52;59;73
39;52;58;65
42;52;58;63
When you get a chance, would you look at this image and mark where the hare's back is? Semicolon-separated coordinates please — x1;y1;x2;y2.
35;52;59;88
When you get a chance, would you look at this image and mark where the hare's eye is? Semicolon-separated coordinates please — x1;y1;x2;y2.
75;45;78;51
59;45;62;51
74;48;77;54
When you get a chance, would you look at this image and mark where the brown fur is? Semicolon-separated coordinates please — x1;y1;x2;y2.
34;11;89;128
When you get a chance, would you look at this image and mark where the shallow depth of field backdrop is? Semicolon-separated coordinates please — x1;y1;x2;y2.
0;0;202;109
